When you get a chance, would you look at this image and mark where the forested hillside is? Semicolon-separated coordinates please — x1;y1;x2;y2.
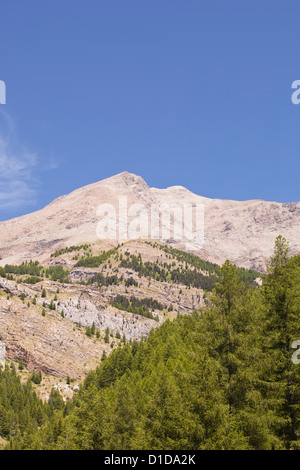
1;236;299;450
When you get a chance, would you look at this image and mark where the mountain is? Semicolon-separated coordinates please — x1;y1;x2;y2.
0;171;299;271
0;171;298;396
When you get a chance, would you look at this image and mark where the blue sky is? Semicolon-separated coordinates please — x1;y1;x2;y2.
0;0;300;220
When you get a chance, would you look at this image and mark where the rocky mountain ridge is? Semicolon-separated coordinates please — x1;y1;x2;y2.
0;171;298;271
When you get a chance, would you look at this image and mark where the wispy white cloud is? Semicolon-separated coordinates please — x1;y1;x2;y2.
0;112;39;209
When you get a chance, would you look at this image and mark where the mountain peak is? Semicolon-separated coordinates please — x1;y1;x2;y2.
105;171;150;192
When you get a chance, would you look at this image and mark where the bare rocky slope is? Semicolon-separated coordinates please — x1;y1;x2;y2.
0;239;207;390
0;171;299;271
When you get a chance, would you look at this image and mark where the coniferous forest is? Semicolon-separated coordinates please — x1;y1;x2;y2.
0;236;299;450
